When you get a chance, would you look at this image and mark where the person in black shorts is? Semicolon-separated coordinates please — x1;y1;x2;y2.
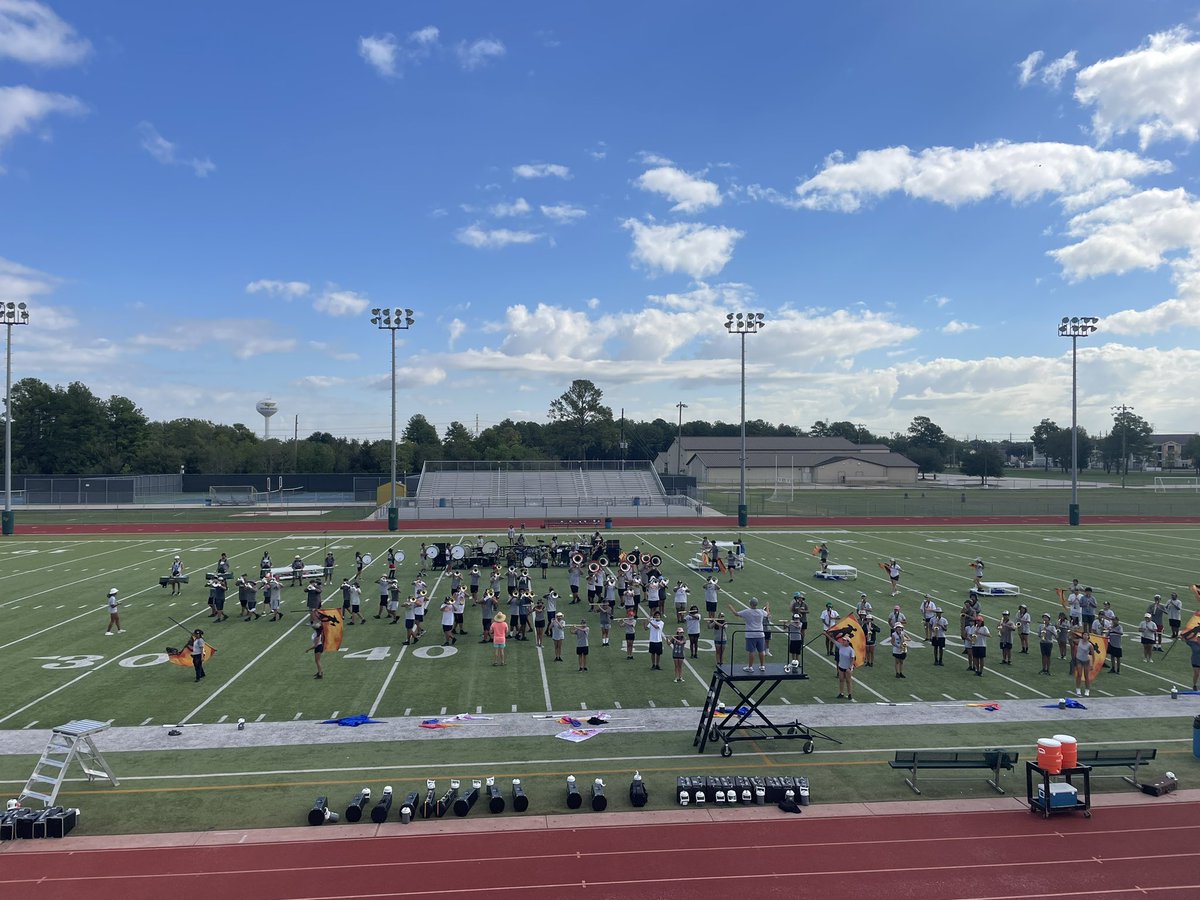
573;621;590;672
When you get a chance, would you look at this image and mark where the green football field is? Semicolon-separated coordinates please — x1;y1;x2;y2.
2;524;1197;729
3;523;1199;834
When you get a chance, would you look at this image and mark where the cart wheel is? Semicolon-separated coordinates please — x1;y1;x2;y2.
1083;810;1091;818
803;741;815;754
709;727;721;743
721;743;733;758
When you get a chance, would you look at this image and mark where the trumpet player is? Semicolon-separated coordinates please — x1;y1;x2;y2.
598;599;613;646
970;615;989;676
673;581;689;623
646;609;668;670
477;588;497;643
568;558;582;604
704;576;719;615
551;611;566;661
890;623;909;678
622;608;641;658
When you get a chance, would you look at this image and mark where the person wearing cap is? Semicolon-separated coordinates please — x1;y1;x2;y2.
971;557;984;591
385;581;401;624
1017;604;1032;654
1166;591;1183;639
490;611;509;666
104;588;124;635
820;602;838;656
1138;612;1158;662
1032;614;1051;675
439;596;457;646
548;611;566;661
818;542;829;572
920;594;937;640
929;607;948;666
787;613;805;662
646;609;668;670
970;615;989;676
290;554;305;587
169;555;184;595
188;629;206;681
670;627;687;681
1146;595;1166;650
730;597;769;673
1107;615;1124;674
685;605;702;657
862;614;880;667
958;598;976;651
306;621;325;679
998;611;1015;666
835;633;855;700
261;551;273;580
890;623;908;677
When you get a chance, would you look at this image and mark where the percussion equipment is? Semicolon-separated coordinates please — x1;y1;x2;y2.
362;553;374;566
521;555;534;568
370;787;393;824
451;545;466;560
345;788;371;823
425;545;440;559
566;775;582;810
482;540;499;555
308;796;338;826
159;575;190;586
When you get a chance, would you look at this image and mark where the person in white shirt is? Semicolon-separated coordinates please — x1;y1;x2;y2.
730;597;769;673
886;559;902;596
835;634;855;700
645;611;668;670
820;603;838;656
104;588;123;635
1166;592;1184;639
929;608;948;666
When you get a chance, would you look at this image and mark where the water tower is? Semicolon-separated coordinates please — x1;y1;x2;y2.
256;399;278;439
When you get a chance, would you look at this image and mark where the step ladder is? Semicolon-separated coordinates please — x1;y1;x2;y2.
19;719;120;807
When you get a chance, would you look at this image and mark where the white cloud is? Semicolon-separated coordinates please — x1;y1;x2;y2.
456;223;543;249
1017;49;1077;89
540;203;586;223
314;287;370;317
409;25;440;47
1076;26;1200;149
448;317;467;349
636;166;722;212
297;375;348;389
456;37;505;71
0;0;91;66
0;84;85;167
623;219;743;279
0;255;58;298
1017;50;1043;86
585;297;600;309
636;151;674;166
942;320;979;334
246;279;311;299
794;140;1171;212
137;122;214;177
587;141;607;160
513;162;570;180
358;33;399;77
133;320;296;359
490;197;531;217
926;295;952;308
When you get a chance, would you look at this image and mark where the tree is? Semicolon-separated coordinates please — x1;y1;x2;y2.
905;446;945;478
905;416;949;454
960;446;1005;484
1031;418;1061;471
1044;427;1095;472
811;420;874;443
547;379;616;459
1102;408;1154;478
442;421;477;460
1183;435;1200;474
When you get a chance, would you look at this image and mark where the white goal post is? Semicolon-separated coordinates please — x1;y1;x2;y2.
1153;476;1200;493
209;485;257;506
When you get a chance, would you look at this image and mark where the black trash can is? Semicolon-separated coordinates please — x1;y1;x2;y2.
1068;503;1080;527
387;507;399;532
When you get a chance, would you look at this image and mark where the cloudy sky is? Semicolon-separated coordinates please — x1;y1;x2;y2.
4;2;1200;445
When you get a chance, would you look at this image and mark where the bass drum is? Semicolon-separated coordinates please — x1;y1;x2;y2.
362;553;374;567
451;545;466;561
482;540;499;556
425;545;440;559
523;556;535;568
393;550;405;565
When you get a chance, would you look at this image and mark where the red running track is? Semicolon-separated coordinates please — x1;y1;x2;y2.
2;803;1198;900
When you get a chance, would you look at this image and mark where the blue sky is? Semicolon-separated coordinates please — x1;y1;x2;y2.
3;1;1200;446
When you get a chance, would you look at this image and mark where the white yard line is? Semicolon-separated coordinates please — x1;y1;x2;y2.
535;643;553;712
367;646;408;718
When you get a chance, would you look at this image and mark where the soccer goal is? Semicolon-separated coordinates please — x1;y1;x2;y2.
768;456;796;503
209;485;257;506
1153;476;1200;493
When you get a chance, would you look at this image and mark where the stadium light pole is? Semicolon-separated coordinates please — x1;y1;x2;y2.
675;401;688;475
724;312;766;527
370;307;415;532
1057;315;1099;527
2;301;30;537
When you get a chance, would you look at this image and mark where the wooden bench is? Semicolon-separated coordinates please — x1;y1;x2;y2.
889;749;1019;795
1075;748;1157;789
543;518;603;530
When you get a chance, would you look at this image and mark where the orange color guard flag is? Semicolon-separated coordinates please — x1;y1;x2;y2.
827;613;867;662
1055;588;1069;609
1189;584;1200;602
1084;634;1108;682
811;545;821;557
317;607;344;653
1183;612;1200;640
878;561;890;573
167;643;215;668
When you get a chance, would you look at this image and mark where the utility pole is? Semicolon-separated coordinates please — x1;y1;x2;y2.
1112;402;1133;488
675;401;688;475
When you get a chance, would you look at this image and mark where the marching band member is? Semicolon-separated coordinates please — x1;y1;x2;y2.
673;581;689;623
598;599;613;647
267;574;283;621
259;552;272;580
440;597;457;646
835;633;855;700
452;588;467;636
104;587;123;635
1107;615;1124;674
855;592;872;620
551;612;566;661
891;623;908;678
971;557;984;591
862;613;879;667
704;577;720;616
386;581;401;624
403;596;418;644
920;594;937;640
469;565;481;598
1166;591;1183;639
169;555;185;595
323;551;335;582
886;559;902;596
477;589;496;643
670;627;686;682
929;607;948;666
1056;611;1070;660
970;615;989;676
819;602;838;656
710;613;727;666
532;595;547;647
374;573;390;619
685;605;702;657
574;620;591;672
567;561;582;604
348;579;363;625
645;610;668;670
998;611;1015;665
290;555;305;587
1017;604;1032;654
1037;613;1056;674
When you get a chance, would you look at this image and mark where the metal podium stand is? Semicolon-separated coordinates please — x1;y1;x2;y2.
693;631;839;757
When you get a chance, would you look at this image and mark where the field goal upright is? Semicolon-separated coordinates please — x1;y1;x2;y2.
209;485;257;505
768;454;795;503
1153;476;1200;493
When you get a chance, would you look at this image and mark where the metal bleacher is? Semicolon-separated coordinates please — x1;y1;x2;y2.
401;461;691;519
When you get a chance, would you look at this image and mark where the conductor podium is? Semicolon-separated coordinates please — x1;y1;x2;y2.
693;632;838;758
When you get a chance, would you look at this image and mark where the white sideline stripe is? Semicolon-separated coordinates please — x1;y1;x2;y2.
535;643;553;712
179;614;309;725
217;715;228;724
368;646;408;718
255;714;266;722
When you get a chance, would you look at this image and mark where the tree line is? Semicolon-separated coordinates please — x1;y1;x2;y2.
5;377;1196;477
